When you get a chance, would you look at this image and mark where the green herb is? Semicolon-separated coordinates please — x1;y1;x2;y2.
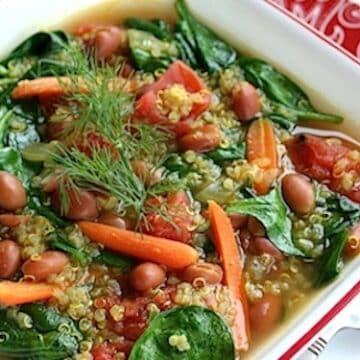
207;143;245;164
93;249;133;269
175;0;237;72
129;306;235;360
314;229;348;287
0;309;79;360
227;188;303;256
239;58;343;127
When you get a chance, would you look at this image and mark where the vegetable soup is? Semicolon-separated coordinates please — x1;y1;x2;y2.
0;1;358;359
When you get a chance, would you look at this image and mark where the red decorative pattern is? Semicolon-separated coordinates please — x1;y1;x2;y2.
266;0;360;64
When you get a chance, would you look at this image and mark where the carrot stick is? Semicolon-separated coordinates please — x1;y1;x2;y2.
78;221;198;269
0;281;56;306
0;214;30;227
246;118;278;195
208;201;250;351
11;76;137;100
11;77;73;99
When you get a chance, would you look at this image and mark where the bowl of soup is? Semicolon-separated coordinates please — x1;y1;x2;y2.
0;0;358;359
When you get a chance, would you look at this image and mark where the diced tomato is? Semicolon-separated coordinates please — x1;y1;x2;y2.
92;343;116;360
286;134;360;202
134;60;211;136
142;190;195;243
74;131;119;158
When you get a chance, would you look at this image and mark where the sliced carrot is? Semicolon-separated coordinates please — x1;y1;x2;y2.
246;118;279;194
0;281;56;306
78;221;198;269
208;201;250;351
12;76;136;100
11;77;73;99
0;214;30;227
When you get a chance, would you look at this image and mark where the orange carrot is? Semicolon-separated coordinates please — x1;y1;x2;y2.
78;221;199;269
0;214;30;227
246;118;278;194
208;201;250;351
11;76;138;100
11;77;73;99
0;281;56;306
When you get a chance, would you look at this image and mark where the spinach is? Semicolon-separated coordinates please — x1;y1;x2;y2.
20;304;82;341
227;188;303;256
175;0;237;72
0;310;79;360
127;29;179;72
314;229;348;287
1;31;69;66
129;306;235;360
125;0;237;72
314;193;360;286
50;232;89;266
164;154;192;176
207;142;245;164
125;18;172;40
239;58;342;127
27;191;69;228
93;249;133;269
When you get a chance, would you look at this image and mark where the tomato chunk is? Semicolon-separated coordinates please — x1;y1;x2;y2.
286;134;360;202
134;60;211;136
142;190;195;243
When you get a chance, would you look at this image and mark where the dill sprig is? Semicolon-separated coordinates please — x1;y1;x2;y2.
47;43;181;223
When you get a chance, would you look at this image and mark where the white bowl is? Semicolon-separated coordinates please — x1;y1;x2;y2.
0;1;359;359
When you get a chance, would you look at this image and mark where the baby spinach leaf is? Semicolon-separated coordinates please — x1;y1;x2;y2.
125;18;172;40
239;58;343;127
128;29;178;72
227;188;303;256
21;304;82;341
164;154;192;177
175;0;237;72
50;232;89;266
207;143;245;164
0;310;79;360
93;249;133;269
1;31;69;66
129;306;235;360
314;229;348;287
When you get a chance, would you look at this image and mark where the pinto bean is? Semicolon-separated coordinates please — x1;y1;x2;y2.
0;240;21;279
129;262;166;292
232;81;261;122
254;237;284;261
180;262;223;285
98;212;126;229
0;171;26;211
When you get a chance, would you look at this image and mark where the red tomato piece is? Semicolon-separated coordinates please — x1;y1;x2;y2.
134;60;211;136
286;134;360;203
92;343;116;360
142;190;195;244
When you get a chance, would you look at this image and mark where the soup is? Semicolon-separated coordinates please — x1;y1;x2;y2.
0;1;358;359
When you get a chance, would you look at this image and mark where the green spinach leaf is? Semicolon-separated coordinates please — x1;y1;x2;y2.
239;58;342;127
93;249;133;269
0;310;79;360
164;154;192;176
207;143;245;164
20;304;82;341
127;29;178;72
314;229;348;287
50;232;89;266
227;188;303;256
125;18;172;40
175;0;237;72
129;306;235;360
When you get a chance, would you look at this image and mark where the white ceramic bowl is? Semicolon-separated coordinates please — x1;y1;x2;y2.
0;1;359;359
